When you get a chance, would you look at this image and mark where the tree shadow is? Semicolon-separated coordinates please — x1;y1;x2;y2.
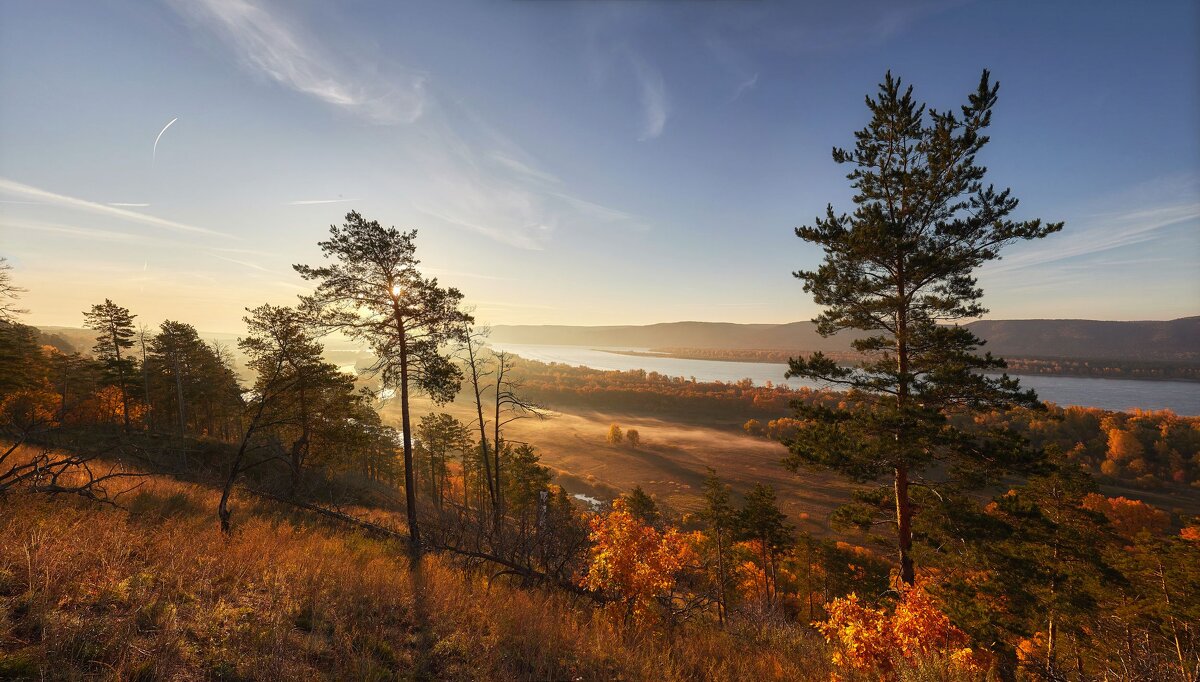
406;544;436;680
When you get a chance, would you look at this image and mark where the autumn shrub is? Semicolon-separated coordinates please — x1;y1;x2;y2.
817;583;987;682
580;498;698;623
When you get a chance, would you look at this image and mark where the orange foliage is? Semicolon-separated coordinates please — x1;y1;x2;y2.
1081;494;1171;538
91;385;148;426
1181;525;1200;543
817;583;987;681
1106;428;1144;462
581;499;697;622
0;387;59;432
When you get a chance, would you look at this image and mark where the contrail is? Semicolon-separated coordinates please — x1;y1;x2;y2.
153;117;178;161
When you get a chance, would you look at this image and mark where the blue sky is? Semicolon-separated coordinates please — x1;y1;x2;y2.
1;0;1197;331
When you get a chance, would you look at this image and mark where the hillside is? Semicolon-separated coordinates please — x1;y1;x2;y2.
0;453;828;681
491;317;1200;361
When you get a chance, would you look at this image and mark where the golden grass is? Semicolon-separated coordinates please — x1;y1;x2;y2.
0;464;831;681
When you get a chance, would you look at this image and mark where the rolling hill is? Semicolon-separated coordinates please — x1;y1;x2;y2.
491;317;1200;362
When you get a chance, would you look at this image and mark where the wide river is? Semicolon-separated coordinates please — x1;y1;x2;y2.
489;343;1200;416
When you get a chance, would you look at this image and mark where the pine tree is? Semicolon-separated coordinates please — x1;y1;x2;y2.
737;483;791;608
624;485;660;528
785;70;1062;584
240;304;351;495
83;299;137;431
701;468;736;624
295;211;470;547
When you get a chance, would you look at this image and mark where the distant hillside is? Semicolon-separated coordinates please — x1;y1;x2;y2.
36;326;243;356
489;321;861;353
491;317;1200;362
966;318;1200;361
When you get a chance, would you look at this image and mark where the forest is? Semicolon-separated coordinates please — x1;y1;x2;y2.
1;72;1199;682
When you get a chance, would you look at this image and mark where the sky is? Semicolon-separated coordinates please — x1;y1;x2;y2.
1;0;1198;333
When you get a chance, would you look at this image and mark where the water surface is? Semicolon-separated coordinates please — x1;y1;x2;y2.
489;342;1200;416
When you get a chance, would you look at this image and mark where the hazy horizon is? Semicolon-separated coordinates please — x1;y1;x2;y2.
3;1;1198;331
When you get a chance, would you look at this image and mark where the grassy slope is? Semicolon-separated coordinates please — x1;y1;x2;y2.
0;453;829;681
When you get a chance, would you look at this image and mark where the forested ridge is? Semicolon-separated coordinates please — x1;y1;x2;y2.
2;71;1199;682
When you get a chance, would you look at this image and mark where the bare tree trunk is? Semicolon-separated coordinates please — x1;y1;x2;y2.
220;366;277;534
291;382;309;497
173;355;186;439
894;276;915;586
895;465;914;586
492;356;506;530
714;527;727;626
139;326;150;429
388;302;420;548
462;330;495;514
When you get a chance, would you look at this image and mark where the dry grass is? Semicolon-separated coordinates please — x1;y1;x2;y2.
0;463;832;681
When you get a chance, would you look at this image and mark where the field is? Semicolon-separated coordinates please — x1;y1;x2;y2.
404;388;1200;536
404;397;855;535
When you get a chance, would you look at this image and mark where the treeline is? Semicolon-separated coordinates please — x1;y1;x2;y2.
501;355;801;423
747;403;1200;490
0;306;403;494
633;347;1200;381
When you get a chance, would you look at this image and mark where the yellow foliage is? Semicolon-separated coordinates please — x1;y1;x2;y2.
817;583;987;681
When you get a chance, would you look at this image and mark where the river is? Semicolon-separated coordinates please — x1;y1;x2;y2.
488;343;1200;416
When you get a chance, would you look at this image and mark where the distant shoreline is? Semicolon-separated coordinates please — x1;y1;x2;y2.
595;348;1200;383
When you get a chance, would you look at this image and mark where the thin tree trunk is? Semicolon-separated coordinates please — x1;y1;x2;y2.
1155;557;1189;682
492;358;506;530
173;355;186;439
464;328;495;517
220;362;278;534
714;527;727;626
139;328;150;429
895;465;914;586
894;274;915;586
1047;544;1059;678
110;322;131;432
291;381;309;497
398;328;419;547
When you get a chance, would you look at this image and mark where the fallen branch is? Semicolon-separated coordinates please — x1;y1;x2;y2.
243;486;606;603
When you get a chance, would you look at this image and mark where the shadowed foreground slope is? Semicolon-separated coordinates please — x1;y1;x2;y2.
0;458;831;681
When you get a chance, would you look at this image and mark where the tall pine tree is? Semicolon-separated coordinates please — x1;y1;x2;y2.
83;299;137;431
295;211;470;547
785;71;1062;585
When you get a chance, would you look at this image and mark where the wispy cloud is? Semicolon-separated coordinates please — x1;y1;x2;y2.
287;198;360;205
988;201;1200;275
630;55;669;141
0;178;230;238
412;203;545;251
170;0;645;251
171;0;426;124
490;152;561;185
424;267;516;282
211;254;278;273
1;219;144;244
732;73;759;101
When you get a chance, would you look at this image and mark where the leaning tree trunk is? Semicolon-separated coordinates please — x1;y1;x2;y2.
111;325;131;432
